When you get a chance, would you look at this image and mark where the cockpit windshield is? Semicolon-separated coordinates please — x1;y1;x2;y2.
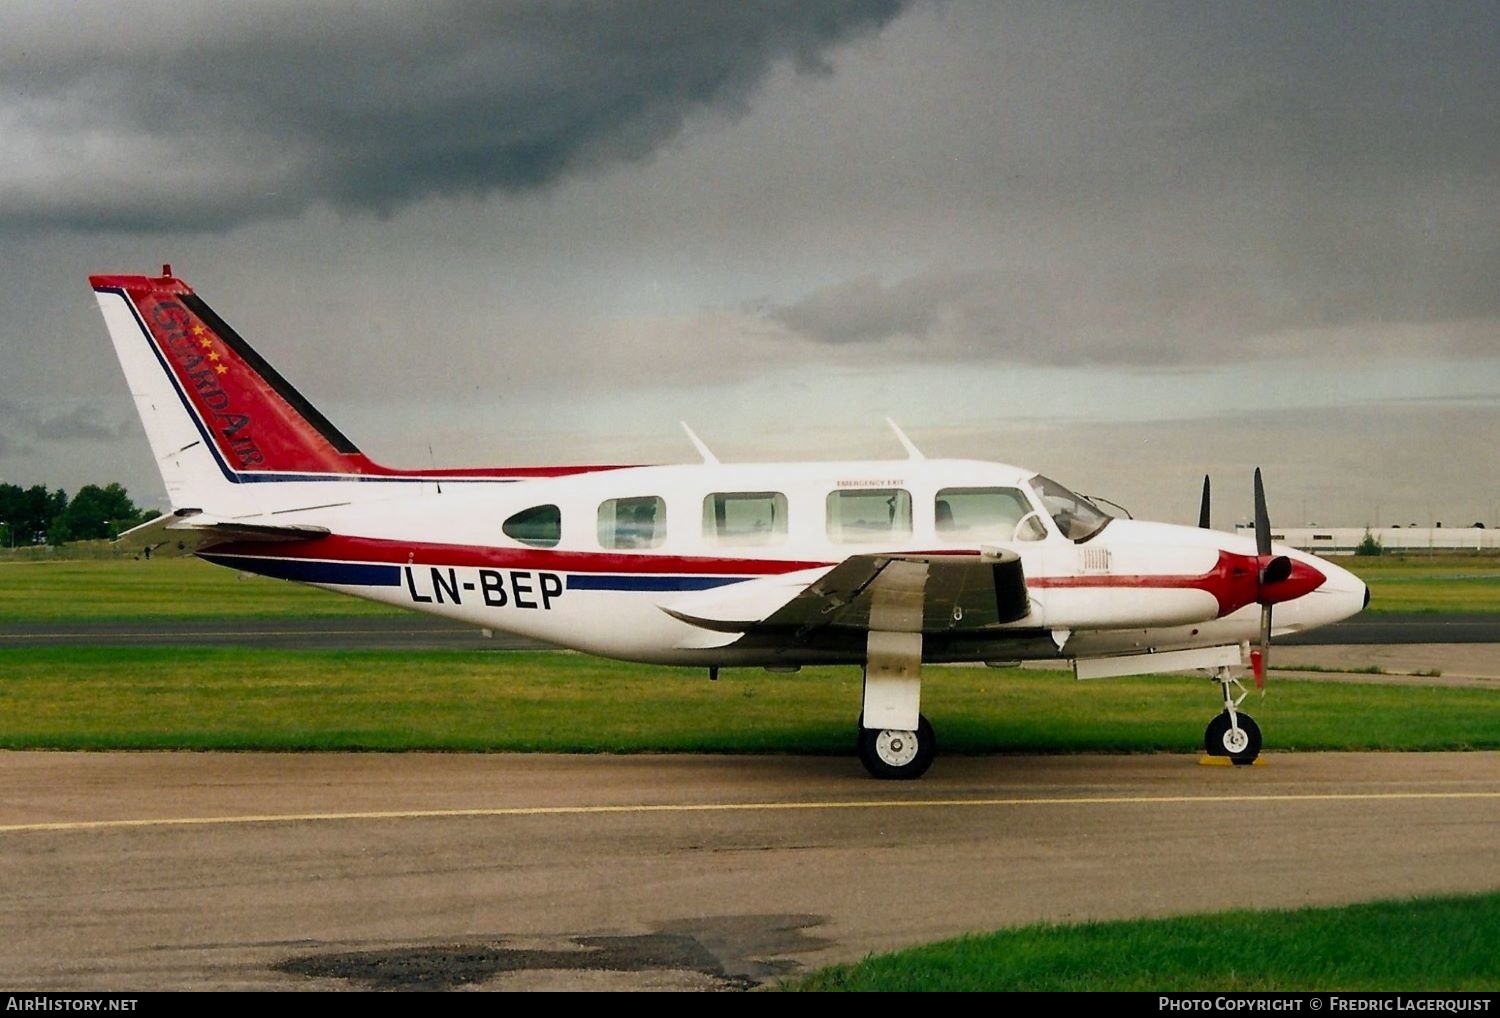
1027;474;1112;543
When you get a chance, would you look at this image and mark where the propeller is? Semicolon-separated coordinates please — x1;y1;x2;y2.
1198;475;1211;529
1251;468;1293;690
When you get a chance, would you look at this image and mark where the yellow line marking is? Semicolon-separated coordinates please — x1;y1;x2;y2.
3;791;1497;835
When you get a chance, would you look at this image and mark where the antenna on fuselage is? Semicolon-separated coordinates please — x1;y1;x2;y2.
680;422;719;465
886;418;925;460
427;440;442;494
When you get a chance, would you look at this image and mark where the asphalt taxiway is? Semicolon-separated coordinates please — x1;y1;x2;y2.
2;616;1494;990
1;750;1496;991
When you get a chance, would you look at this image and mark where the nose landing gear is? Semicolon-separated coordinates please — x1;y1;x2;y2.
1206;666;1262;765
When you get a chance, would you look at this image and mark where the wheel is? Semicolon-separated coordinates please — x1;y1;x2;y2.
857;713;936;780
1204;711;1262;765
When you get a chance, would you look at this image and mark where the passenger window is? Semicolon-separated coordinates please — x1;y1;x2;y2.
703;492;787;545
935;487;1041;542
502;504;562;548
598;495;666;549
826;488;912;543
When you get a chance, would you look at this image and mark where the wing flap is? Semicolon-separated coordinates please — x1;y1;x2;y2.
663;552;1030;637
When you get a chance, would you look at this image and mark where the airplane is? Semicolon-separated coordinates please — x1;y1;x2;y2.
92;266;1370;779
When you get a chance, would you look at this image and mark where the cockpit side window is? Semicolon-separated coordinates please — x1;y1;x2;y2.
598;495;666;549
502;504;562;548
934;487;1043;542
1028;474;1112;542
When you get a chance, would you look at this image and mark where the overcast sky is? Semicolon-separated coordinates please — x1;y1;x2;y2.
2;0;1497;528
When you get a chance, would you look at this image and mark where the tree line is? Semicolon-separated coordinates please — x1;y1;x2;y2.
0;483;159;547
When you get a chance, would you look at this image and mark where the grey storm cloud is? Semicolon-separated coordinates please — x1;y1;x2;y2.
0;0;904;232
765;267;1254;365
750;0;1500;365
766;259;1500;368
32;404;119;442
767;272;984;346
0;399;119;444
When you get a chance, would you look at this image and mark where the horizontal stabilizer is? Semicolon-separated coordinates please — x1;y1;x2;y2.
114;509;329;556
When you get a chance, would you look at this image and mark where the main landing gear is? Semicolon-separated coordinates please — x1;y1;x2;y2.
857;627;934;779
856;714;936;780
1205;665;1262;765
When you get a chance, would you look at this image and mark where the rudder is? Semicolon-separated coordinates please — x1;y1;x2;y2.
91;267;382;507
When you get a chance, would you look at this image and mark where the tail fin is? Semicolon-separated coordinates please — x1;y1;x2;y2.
94;267;633;510
91;267;385;506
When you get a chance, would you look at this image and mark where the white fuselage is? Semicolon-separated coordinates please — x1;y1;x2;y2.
198;457;1369;667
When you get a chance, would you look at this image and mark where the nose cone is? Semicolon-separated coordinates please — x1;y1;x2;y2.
1277;555;1369;635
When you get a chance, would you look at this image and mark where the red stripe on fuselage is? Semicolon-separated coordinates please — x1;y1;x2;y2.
1031;549;1324;618
202;539;1324;618
205;534;830;576
392;465;641;479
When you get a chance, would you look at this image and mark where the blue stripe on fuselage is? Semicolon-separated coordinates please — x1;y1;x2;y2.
200;554;402;587
565;575;744;592
201;553;746;593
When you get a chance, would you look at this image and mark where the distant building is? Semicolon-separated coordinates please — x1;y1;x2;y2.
1231;526;1499;554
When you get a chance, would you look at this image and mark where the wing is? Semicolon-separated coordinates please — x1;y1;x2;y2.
663;551;1030;639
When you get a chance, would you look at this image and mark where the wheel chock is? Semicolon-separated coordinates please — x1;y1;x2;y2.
1197;755;1267;767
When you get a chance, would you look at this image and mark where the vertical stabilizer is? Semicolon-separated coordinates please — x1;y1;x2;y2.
90;269;381;509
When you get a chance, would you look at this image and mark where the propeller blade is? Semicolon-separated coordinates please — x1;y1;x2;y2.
1253;467;1271;557
1252;469;1276;692
1254;603;1272;691
1198;475;1211;529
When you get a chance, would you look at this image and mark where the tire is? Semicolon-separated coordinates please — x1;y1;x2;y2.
857;714;936;780
1204;711;1262;765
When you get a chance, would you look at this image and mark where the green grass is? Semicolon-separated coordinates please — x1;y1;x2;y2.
784;893;1500;991
0;648;1494;752
0;557;401;622
1345;553;1500;614
1;558;1492;992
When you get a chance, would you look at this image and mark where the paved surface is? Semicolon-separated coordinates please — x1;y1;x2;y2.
1278;612;1500;645
1;750;1496;992
0;631;1493;992
1273;644;1500;686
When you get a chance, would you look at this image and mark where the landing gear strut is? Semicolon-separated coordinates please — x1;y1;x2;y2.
1205;666;1262;764
857;714;936;780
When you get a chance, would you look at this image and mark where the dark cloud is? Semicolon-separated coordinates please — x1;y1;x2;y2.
767;271;982;345
764;266;1242;364
766;253;1500;367
33;405;119;442
0;399;118;443
0;1;904;233
747;1;1500;364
